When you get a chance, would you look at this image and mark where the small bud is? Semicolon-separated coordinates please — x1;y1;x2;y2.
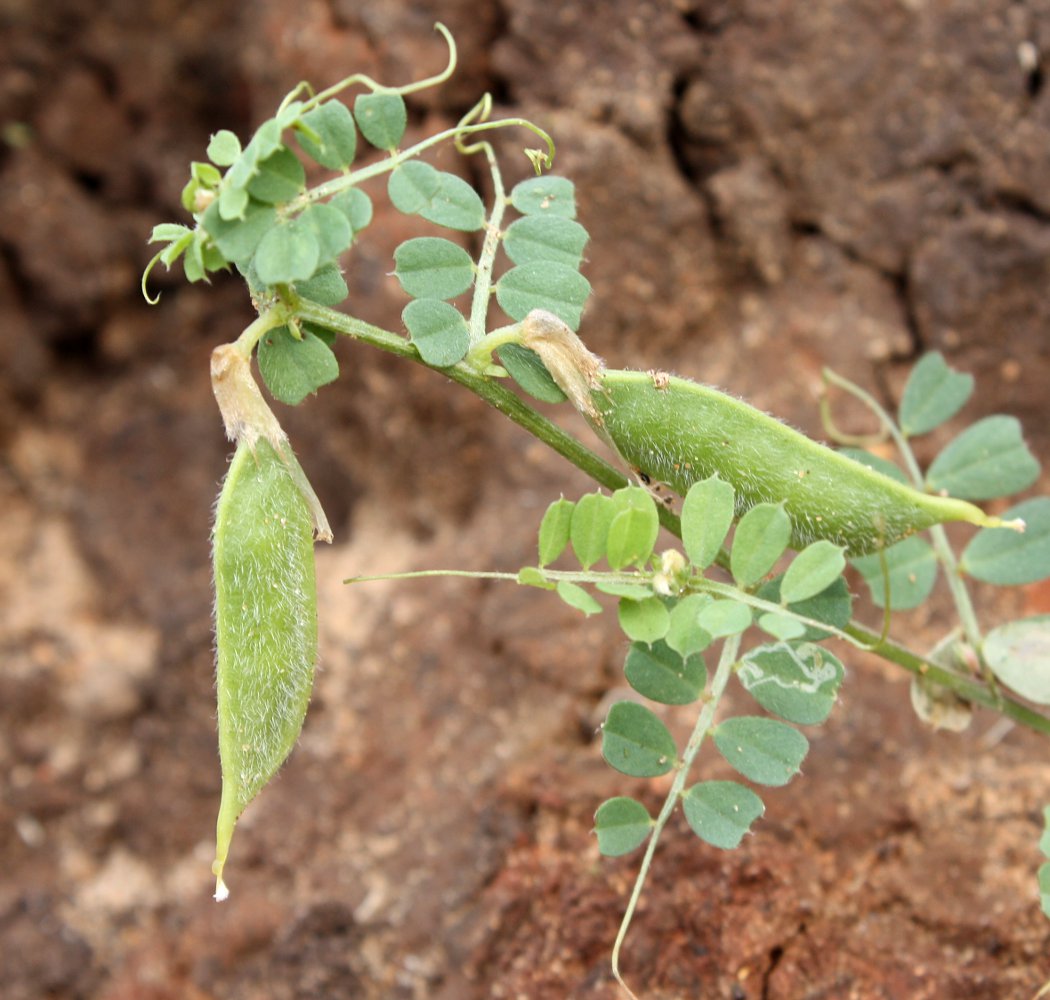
660;550;687;575
194;188;216;213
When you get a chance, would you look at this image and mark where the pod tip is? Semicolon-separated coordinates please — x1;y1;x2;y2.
979;514;1026;533
212;854;230;901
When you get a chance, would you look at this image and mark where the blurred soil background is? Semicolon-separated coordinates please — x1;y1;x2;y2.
2;0;1050;997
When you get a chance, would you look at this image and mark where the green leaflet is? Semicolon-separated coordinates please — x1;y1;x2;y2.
601;701;677;777
682;781;765;850
898;351;974;437
594;797;653;857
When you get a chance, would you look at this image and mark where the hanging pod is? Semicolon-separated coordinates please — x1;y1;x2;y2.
210;344;330;900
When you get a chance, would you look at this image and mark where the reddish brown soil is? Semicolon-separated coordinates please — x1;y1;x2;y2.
2;2;1049;997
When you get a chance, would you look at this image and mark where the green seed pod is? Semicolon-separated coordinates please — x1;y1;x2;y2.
520;310;1013;556
209;344;330;900
211;438;318;900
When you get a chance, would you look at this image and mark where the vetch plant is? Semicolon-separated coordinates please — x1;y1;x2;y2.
145;26;1050;996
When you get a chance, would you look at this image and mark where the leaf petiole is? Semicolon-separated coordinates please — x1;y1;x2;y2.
611;633;743;998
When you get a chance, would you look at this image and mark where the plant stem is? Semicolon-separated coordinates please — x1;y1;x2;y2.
611;634;742;998
295;300;683;540
303;22;458;111
466;146;507;345
821;367;920;480
299;117;554;208
232;305;292;357
846;624;1050;735
293;298;1048;738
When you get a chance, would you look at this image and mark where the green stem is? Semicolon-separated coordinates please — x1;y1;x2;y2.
295;299;683;538
466;146;508;345
611;634;742;998
293;299;1047;738
232;305;292;357
298;117;554;208
464;324;521;367
821;367;919;480
341;560;1050;738
846;624;1050;735
347;569;521;584
927;525;985;652
301;22;458;111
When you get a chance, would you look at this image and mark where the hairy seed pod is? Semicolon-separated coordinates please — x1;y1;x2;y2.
209;343;329;901
520;310;1012;556
211;437;318;900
